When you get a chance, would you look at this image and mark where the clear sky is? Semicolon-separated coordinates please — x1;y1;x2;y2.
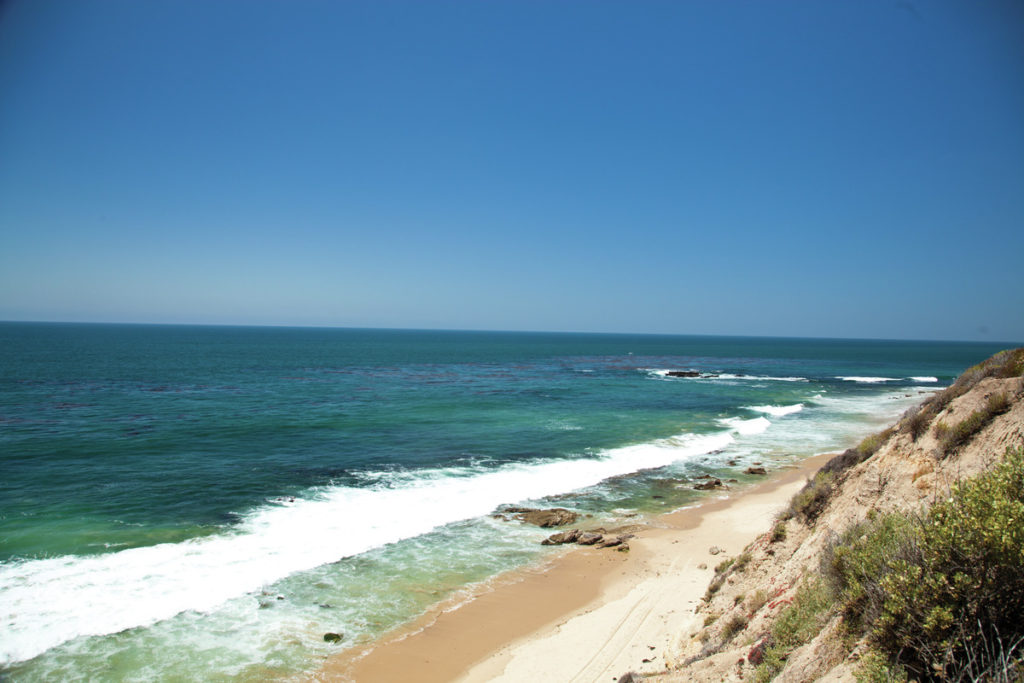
1;1;1022;342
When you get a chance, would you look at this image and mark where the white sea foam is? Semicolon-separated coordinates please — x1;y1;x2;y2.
745;403;804;417
910;376;939;383
0;430;733;665
837;376;898;383
718;416;772;435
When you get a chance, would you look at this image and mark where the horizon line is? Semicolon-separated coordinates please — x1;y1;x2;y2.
1;318;1020;347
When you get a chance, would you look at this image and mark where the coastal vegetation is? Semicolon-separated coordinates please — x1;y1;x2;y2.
782;427;896;524
901;348;1024;443
935;391;1011;454
755;446;1024;682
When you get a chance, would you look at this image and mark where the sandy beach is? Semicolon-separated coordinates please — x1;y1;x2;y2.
316;452;832;682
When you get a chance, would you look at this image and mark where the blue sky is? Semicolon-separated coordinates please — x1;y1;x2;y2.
1;1;1022;342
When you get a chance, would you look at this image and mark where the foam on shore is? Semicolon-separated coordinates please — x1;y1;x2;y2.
0;430;735;665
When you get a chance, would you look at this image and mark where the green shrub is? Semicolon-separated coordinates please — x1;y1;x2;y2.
714;557;734;573
770;521;787;543
856;429;892;458
733;551;752;573
822;513;917;634
704;572;726;602
939;392;1010;454
703;613;718;627
855;650;909;683
787;471;837;523
754;577;835;682
905;405;931;441
747;589;769;614
721;613;749;642
829;447;1024;681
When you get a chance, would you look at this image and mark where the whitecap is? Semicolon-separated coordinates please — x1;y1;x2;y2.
745;404;804;417
910;376;938;383
836;376;898;383
718;416;772;436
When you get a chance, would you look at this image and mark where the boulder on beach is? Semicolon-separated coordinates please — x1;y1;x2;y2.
596;535;630;549
541;527;637;549
541;528;582;545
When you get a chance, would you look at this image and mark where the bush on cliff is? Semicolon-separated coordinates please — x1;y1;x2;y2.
754;578;834;683
757;447;1024;682
937;392;1011;454
833;446;1024;681
901;348;1023;442
783;471;836;523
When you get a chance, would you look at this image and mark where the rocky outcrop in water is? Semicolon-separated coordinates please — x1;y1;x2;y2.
498;507;580;528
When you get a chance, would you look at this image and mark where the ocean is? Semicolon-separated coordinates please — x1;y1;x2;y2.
0;323;1010;681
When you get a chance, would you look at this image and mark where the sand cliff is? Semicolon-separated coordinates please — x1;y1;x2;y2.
648;349;1024;682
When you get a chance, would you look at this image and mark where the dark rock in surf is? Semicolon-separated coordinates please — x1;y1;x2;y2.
665;370;701;378
693;478;724;490
323;632;344;643
502;507;579;528
745;467;768;475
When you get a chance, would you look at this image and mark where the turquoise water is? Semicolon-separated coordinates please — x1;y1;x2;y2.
0;323;1010;680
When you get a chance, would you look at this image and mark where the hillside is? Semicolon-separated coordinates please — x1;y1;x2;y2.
645;349;1024;682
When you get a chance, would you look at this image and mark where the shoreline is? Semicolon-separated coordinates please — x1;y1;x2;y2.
314;451;833;682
